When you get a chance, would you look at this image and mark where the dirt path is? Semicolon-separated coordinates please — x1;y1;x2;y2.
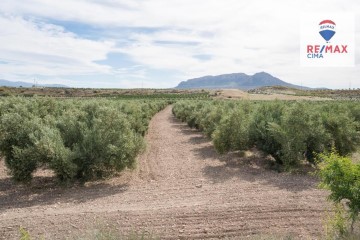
0;106;329;239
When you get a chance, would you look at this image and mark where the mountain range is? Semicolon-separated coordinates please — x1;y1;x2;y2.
176;72;308;90
0;79;68;88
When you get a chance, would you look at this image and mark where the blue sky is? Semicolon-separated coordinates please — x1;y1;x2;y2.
0;0;359;88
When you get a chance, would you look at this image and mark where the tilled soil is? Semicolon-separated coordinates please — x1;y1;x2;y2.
0;106;329;239
216;89;331;101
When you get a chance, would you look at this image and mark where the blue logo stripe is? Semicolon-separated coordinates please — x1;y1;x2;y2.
319;30;336;42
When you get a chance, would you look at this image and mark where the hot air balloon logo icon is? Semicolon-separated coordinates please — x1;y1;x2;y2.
319;20;336;43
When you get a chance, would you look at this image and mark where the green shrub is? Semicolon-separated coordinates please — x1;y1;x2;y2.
267;103;328;166
19;227;32;240
173;100;360;169
32;125;77;183
197;102;225;137
213;108;252;154
318;151;360;232
0;112;42;182
72;106;144;180
248;101;284;163
0;97;167;183
321;108;359;156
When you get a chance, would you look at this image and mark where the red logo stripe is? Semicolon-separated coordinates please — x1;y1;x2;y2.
319;20;336;25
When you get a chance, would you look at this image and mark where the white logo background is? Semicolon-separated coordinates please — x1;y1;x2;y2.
300;13;355;67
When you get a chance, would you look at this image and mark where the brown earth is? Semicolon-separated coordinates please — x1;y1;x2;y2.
0;106;329;239
216;89;331;101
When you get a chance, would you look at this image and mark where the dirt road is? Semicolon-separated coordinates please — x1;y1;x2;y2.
0;106;329;239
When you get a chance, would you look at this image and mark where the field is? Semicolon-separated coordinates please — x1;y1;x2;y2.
172;100;360;168
215;89;332;101
0;90;359;239
248;86;360;100
0;87;210;99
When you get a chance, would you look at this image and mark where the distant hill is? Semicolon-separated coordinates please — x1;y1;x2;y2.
176;72;309;90
0;79;68;88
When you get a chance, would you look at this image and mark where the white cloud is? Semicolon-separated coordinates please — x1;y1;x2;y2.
2;0;358;29
0;15;115;80
0;0;359;88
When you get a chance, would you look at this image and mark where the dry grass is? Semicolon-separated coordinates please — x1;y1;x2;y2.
215;89;332;101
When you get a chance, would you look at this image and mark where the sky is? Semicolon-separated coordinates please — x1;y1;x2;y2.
0;0;359;89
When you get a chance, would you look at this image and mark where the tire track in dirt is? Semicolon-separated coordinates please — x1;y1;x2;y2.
0;106;329;239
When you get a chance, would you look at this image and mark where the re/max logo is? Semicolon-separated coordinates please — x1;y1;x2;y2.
306;45;348;58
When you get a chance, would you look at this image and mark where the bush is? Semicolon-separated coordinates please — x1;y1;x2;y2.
0;97;167;183
32;124;78;182
213;108;252;154
267;103;328;166
248;101;284;163
318;151;360;235
0;112;42;182
72;106;144;180
320;107;359;156
198;102;225;137
173;100;360;169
